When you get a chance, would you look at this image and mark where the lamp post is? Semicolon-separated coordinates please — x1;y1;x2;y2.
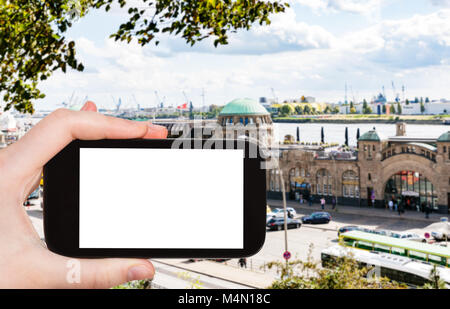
278;166;289;269
331;152;338;211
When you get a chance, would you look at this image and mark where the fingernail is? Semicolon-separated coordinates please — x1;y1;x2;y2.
127;264;154;282
147;124;168;138
81;101;97;112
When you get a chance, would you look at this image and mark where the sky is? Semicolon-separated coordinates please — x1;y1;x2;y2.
37;0;450;110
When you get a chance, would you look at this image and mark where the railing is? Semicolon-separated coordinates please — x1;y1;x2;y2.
381;149;436;163
219;258;276;274
315;151;357;161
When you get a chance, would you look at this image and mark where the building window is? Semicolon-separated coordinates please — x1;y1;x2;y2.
444;146;447;153
368;173;371;181
316;169;332;196
343;170;359;198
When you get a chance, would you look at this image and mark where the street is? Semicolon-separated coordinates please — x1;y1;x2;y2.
25;203;446;288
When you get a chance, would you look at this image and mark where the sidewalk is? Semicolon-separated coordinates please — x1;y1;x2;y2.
154;259;275;289
268;199;449;223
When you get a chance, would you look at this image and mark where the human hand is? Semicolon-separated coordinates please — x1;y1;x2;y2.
0;102;167;288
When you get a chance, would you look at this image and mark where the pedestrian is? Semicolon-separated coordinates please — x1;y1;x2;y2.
371;190;376;208
397;202;403;216
388;199;393;211
299;194;303;204
287;209;293;219
331;197;336;210
320;197;326;210
394;201;398;212
238;258;247;268
425;203;431;219
309;197;313;207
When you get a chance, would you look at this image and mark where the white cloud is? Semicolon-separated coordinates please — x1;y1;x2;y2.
37;5;450;110
295;0;383;15
429;0;450;6
340;9;450;68
156;8;335;55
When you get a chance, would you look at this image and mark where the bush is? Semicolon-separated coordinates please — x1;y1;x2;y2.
267;245;406;289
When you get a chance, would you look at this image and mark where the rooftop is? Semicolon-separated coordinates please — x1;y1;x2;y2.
219;98;269;116
437;131;450;142
358;130;382;142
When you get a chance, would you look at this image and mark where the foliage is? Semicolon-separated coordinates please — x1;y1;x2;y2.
267;245;406;289
280;103;294;116
294;104;303;115
1;0;288;113
397;102;402;115
349;107;356;114
303;104;312;115
390;104;396;114
362;99;372;114
421;265;447;289
113;279;153;289
177;271;203;289
0;0;89;113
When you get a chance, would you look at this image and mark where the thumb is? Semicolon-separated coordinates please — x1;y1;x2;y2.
76;258;155;289
48;255;155;289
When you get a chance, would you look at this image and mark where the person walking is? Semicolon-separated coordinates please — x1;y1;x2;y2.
238;258;247;268
425;203;431;219
320;197;326;210
309;196;313;207
371;190;376;208
287;209;294;219
394;201;398;212
397;202;403;216
331;197;336;210
388;199;393;211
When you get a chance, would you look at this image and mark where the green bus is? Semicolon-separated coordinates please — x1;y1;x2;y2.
339;231;450;267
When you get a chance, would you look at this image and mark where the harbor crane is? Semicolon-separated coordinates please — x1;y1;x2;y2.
132;94;140;111
271;88;278;104
111;96;122;112
391;81;400;103
154;91;164;108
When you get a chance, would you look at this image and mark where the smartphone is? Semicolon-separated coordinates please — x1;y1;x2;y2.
43;139;267;258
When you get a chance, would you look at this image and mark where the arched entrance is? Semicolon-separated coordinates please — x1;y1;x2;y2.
384;170;438;211
289;167;311;201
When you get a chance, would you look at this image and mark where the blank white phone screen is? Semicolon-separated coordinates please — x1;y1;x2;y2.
79;148;244;249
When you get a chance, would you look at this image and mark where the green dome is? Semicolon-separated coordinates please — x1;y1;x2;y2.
437;131;450;142
358;130;381;142
219;98;269;116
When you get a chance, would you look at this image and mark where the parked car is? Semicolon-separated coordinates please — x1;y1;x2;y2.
387;232;426;242
431;231;449;242
337;225;359;237
271;207;297;218
267;217;301;231
301;212;331;224
267;213;276;223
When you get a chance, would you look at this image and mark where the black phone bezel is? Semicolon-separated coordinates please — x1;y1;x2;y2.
43;138;266;258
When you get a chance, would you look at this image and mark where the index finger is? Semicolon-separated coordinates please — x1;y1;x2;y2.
1;108;161;180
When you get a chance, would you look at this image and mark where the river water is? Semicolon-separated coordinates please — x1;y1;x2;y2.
273;123;450;146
